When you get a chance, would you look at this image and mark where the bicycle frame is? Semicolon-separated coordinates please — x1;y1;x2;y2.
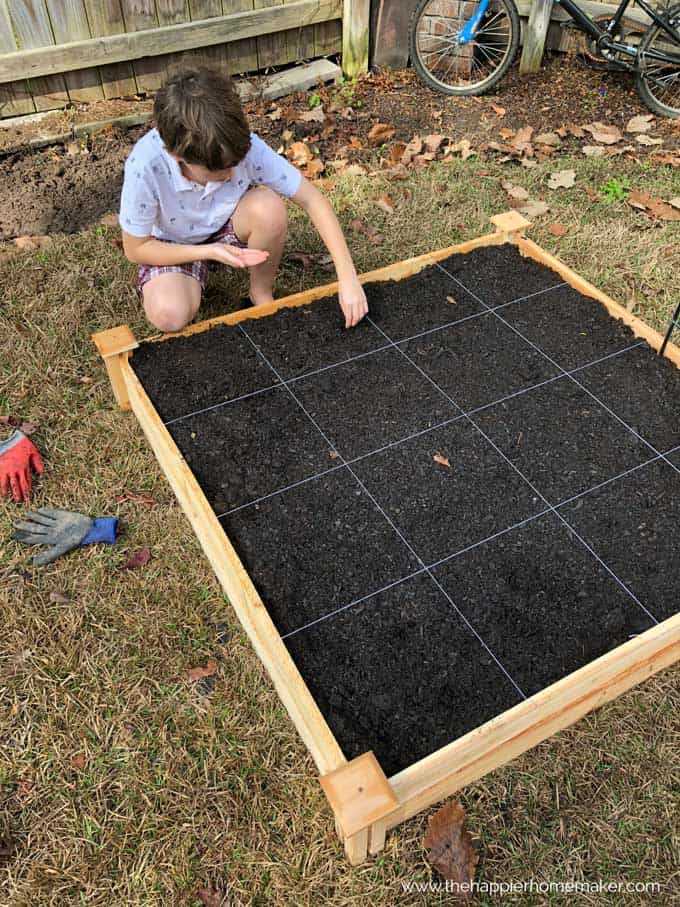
555;0;680;65
456;0;680;67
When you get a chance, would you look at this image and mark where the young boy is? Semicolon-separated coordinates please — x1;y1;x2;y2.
119;68;368;331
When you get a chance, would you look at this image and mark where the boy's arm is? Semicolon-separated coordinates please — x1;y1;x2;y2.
122;232;269;269
290;178;368;329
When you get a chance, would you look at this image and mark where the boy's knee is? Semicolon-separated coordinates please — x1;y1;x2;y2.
250;188;288;233
148;307;192;332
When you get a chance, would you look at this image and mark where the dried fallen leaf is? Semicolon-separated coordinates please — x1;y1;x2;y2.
286;141;312;167
511;125;534;155
434;452;451;468
670;197;680;209
448;138;475;161
547;169;575;189
123;547;151;569
368;122;396;146
626;113;654;133
491;104;506;117
267;106;282;121
583;121;622;144
535;132;561;147
582;145;606;157
299;105;325;123
628;189;680;220
99;212;119;227
446;295;457;305
651;151;680;167
566;124;585;138
344;163;367;177
518;199;549;217
502;182;529;200
188;659;218;682
401;135;424;164
424;800;478;894
304;158;325;179
387;141;407;165
635;134;663;146
371;194;395;215
423;133;444;154
549;222;568;237
498;127;515;140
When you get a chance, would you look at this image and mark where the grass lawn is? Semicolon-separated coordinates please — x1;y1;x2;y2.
1;151;679;906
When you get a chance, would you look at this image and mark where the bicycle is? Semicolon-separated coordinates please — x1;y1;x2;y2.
409;0;680;117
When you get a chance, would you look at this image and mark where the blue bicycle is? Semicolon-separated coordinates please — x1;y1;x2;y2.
409;0;680;116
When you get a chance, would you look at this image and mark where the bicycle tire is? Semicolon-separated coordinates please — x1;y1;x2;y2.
636;3;680;118
409;0;521;96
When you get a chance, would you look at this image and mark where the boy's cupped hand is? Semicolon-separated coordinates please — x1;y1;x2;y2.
207;244;269;269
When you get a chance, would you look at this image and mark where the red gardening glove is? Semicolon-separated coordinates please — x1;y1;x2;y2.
0;431;44;503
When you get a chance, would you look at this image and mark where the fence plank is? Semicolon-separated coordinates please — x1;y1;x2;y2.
119;0;170;92
342;0;369;76
519;0;553;73
46;0;104;101
156;0;190;25
84;0;138;98
223;1;259;75
0;0;342;82
8;0;69;110
315;17;342;57
0;0;35;114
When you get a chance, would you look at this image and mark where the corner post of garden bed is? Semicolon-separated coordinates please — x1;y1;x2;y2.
320;751;399;865
92;325;139;411
490;211;532;244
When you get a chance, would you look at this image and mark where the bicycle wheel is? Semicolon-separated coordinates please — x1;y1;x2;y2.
636;4;680;117
409;0;521;96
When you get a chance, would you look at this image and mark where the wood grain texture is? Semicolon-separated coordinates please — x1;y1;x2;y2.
114;356;348;775
342;0;369;76
46;0;105;101
519;0;553;73
0;1;34;115
84;0;138;98
0;0;341;81
7;0;69;110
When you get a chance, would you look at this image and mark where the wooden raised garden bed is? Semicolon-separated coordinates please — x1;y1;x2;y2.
94;212;680;865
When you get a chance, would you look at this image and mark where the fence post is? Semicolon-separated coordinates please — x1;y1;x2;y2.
519;0;553;73
342;0;370;77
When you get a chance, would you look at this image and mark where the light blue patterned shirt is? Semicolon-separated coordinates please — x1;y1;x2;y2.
119;128;302;243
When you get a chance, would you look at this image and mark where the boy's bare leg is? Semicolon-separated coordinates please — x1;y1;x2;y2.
142;272;201;332
232;187;288;305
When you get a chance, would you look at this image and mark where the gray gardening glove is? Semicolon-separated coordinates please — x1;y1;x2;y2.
14;508;94;566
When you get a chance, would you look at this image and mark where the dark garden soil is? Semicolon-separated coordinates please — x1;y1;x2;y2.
2;55;680;240
129;242;679;775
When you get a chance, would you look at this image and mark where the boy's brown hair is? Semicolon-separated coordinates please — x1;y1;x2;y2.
154;68;251;170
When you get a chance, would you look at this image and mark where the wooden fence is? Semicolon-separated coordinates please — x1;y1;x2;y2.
0;0;366;118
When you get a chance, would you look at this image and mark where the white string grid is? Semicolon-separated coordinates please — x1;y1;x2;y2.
162;280;569;428
437;259;680;479
237;322;529;700
159;261;679;672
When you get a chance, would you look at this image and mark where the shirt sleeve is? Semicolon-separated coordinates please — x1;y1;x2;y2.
246;133;303;198
119;157;159;237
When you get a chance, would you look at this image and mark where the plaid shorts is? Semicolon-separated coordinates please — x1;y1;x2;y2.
136;219;246;293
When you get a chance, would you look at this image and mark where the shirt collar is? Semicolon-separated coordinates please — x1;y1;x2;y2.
161;144;197;193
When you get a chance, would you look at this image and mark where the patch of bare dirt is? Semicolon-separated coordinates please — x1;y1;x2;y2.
1;54;678;240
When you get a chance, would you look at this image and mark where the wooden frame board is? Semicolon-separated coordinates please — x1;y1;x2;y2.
94;212;680;865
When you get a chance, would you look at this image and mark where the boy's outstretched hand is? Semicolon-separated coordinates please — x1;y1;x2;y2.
207;244;269;269
338;274;369;329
